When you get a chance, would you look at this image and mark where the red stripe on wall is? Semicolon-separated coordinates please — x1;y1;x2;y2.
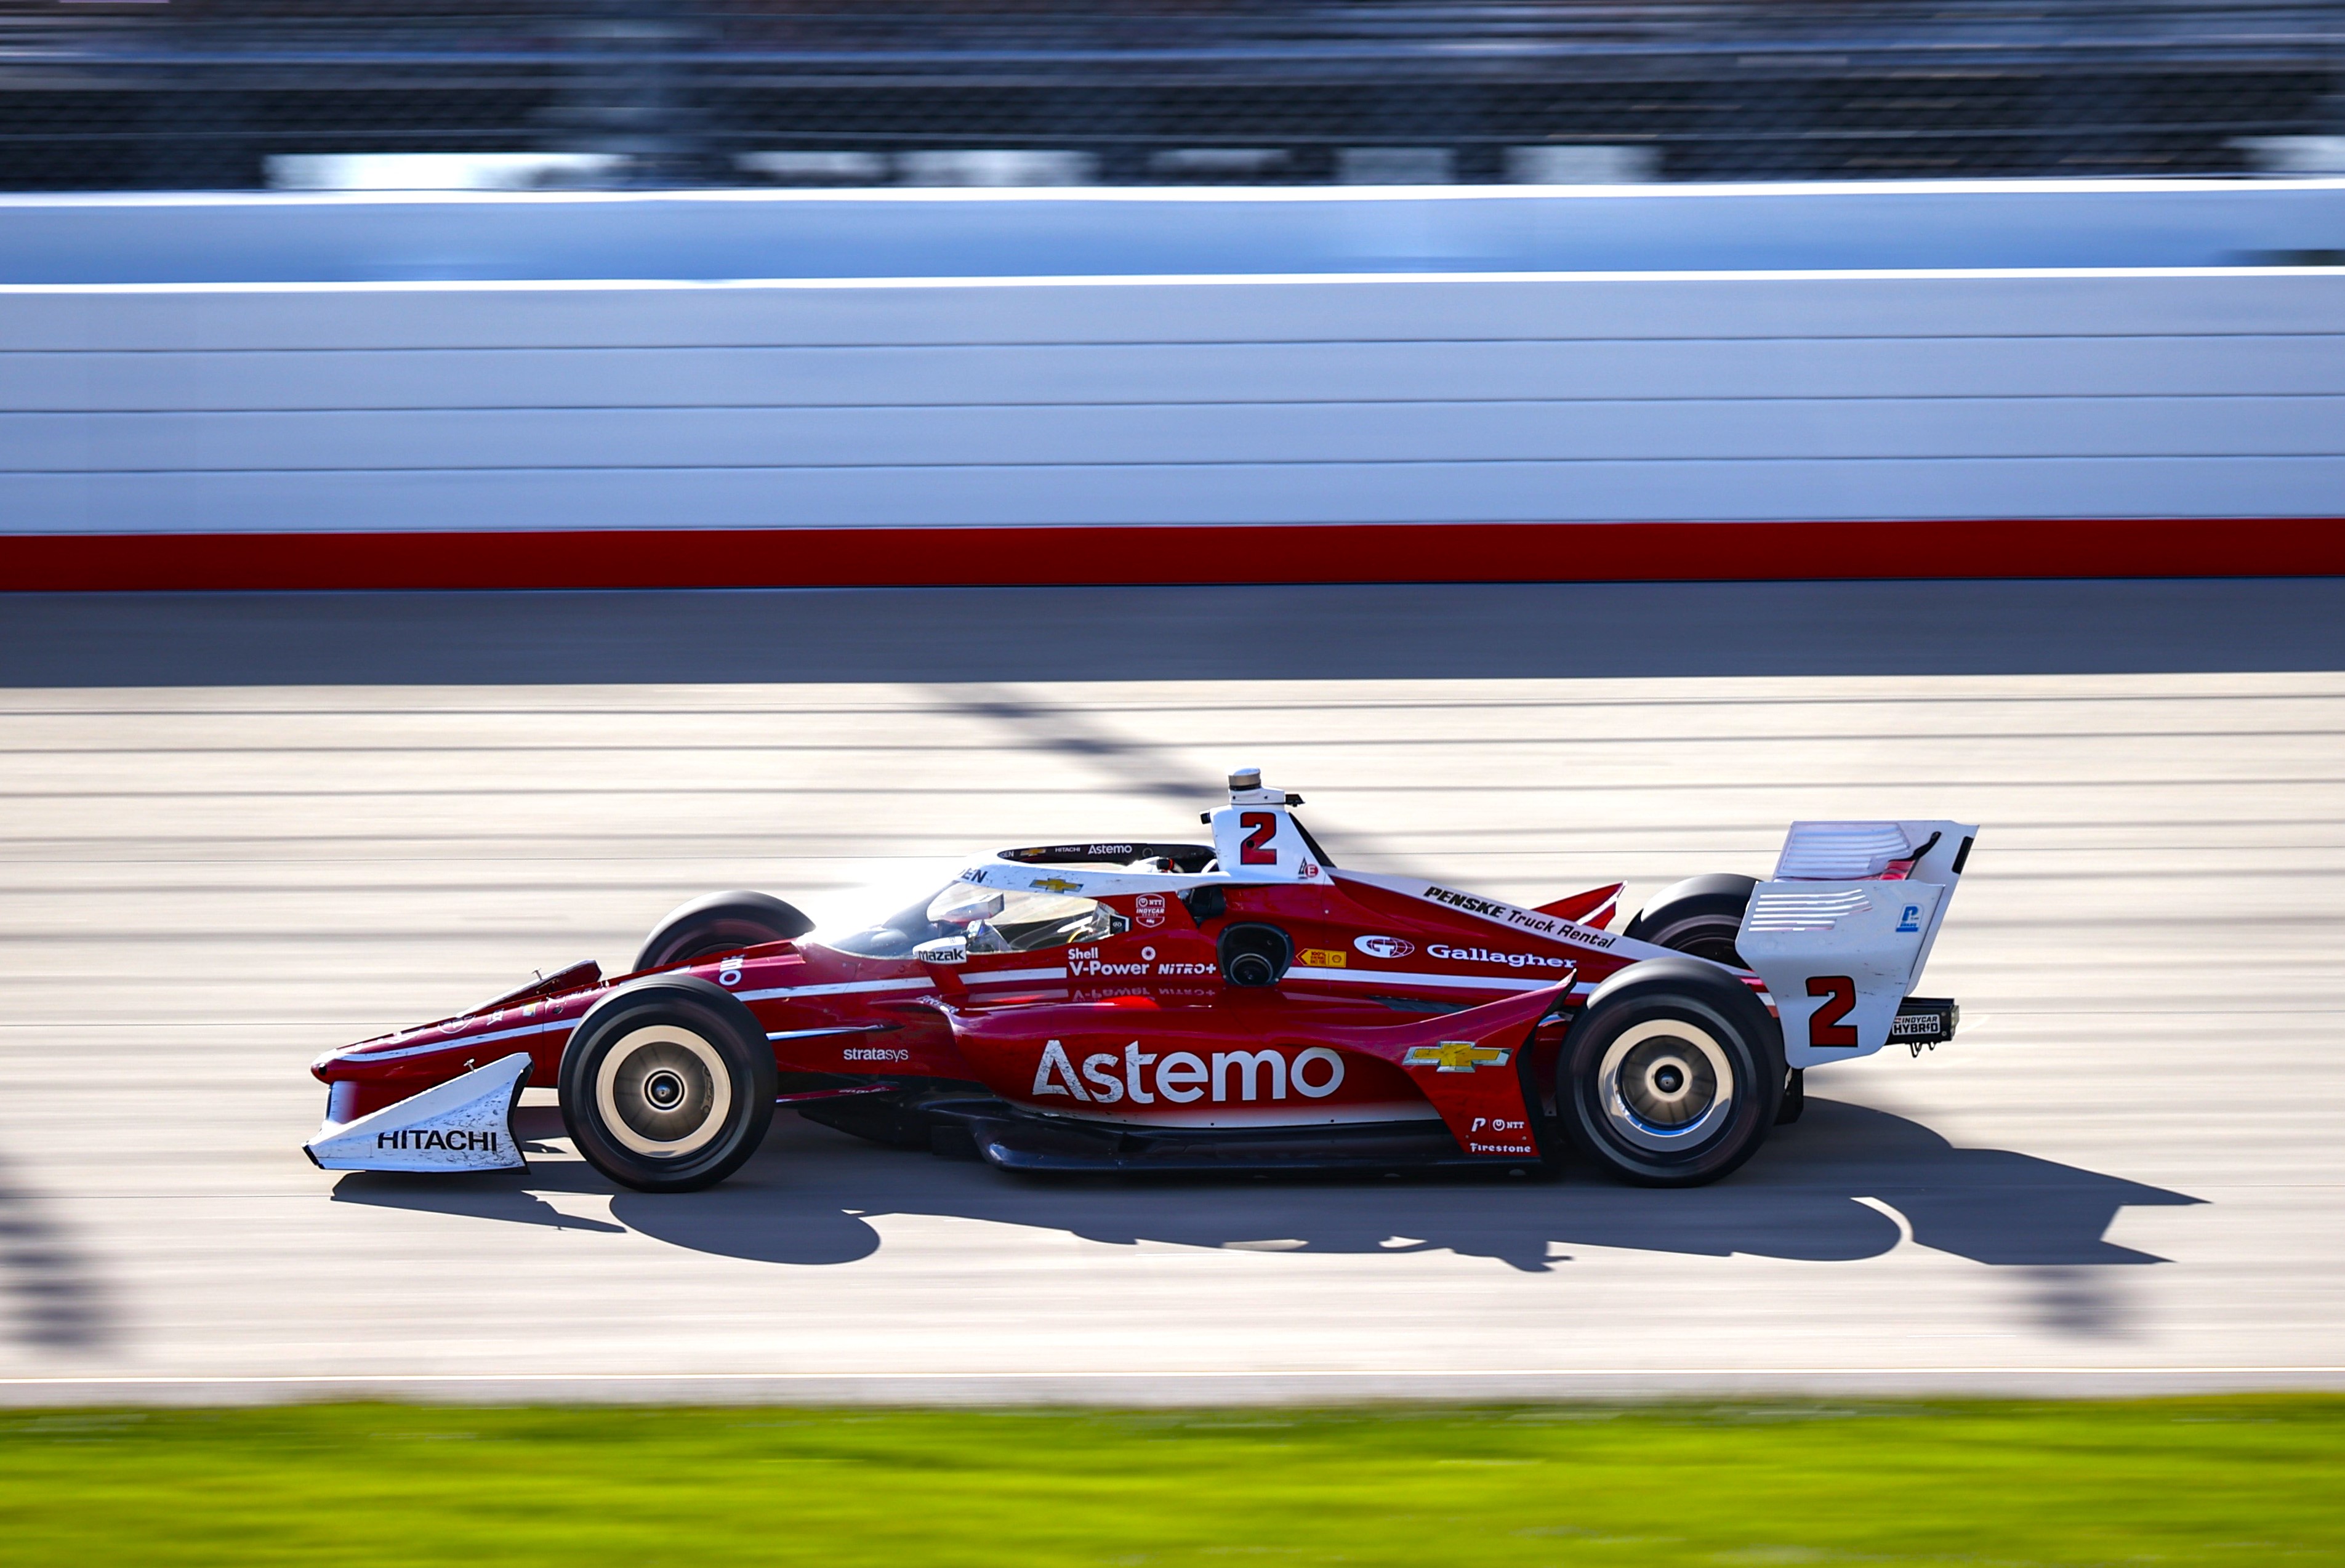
5;518;2342;592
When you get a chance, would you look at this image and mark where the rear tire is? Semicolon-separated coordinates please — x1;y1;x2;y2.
560;976;776;1192
1625;874;1758;967
635;890;813;973
1559;957;1782;1186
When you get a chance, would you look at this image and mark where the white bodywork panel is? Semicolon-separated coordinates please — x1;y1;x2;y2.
1209;791;1327;883
304;1051;531;1173
1737;821;1977;1068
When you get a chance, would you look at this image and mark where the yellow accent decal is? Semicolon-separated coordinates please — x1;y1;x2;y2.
1403;1040;1511;1074
1297;949;1348;968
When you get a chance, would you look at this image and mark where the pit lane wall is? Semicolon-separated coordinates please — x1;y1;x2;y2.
5;183;2343;589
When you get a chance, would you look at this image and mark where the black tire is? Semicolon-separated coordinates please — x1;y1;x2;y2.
1218;923;1292;987
1625;874;1759;968
1559;956;1784;1187
634;890;813;973
560;976;778;1192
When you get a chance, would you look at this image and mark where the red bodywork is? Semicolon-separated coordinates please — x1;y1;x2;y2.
313;867;1704;1165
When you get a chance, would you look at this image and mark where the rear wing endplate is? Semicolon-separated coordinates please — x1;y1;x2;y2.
1736;821;1977;1068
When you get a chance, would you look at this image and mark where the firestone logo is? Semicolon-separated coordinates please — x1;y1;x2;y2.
1032;1039;1344;1106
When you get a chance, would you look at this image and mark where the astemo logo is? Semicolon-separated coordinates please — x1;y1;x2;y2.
1354;935;1415;960
1031;1040;1345;1106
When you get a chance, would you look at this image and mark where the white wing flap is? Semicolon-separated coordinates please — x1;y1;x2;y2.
304;1051;531;1172
1739;821;1976;1067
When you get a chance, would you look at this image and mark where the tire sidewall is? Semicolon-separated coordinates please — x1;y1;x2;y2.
1625;874;1759;967
560;977;778;1192
1562;960;1782;1186
1624;874;1759;938
1636;904;1748;965
634;890;813;973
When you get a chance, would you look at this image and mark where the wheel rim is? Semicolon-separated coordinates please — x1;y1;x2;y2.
593;1023;734;1159
1597;1018;1736;1153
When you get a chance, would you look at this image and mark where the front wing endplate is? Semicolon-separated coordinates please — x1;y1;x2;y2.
305;1052;531;1173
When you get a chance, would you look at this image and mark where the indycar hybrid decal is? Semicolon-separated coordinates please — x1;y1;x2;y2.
307;768;1976;1190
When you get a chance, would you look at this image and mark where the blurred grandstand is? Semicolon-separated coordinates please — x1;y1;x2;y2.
0;1;2340;189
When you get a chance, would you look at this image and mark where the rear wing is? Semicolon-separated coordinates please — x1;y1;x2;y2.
1736;821;1977;1068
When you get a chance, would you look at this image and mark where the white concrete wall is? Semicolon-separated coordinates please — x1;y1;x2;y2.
4;268;2341;534
7;181;2344;283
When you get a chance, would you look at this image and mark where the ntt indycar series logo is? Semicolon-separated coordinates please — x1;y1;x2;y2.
1428;943;1572;971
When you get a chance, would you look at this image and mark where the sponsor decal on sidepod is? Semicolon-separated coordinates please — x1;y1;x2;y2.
1067;945;1216;979
1419;884;1618;950
1032;1039;1343;1106
1401;1040;1511;1073
1427;943;1572;970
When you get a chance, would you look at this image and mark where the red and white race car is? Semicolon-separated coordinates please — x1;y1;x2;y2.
307;771;1974;1191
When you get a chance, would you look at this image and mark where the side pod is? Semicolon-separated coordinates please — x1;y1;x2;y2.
304;1051;532;1173
1314;979;1572;1161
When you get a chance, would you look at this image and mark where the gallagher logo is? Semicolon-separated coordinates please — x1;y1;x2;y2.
1354;935;1414;960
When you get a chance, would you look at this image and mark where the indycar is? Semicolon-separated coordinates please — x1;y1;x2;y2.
306;771;1974;1191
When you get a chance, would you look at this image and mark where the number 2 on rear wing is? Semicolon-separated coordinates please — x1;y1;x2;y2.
1736;820;1977;1067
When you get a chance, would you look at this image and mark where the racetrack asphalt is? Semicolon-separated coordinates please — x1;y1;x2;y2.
0;581;2339;1403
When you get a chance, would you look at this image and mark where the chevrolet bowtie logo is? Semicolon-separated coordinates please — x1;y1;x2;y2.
1028;877;1082;895
1404;1040;1511;1074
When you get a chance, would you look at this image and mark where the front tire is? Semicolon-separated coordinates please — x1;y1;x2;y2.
560;977;776;1192
1560;957;1782;1186
635;890;813;973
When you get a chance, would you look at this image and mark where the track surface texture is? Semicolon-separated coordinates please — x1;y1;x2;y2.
1;583;2340;1403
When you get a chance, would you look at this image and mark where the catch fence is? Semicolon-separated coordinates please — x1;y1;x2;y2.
2;1;2341;190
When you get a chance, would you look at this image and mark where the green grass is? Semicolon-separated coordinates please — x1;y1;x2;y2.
3;1399;2341;1566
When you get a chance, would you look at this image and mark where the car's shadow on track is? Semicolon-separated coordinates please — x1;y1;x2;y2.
334;1098;2202;1297
0;1146;115;1353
